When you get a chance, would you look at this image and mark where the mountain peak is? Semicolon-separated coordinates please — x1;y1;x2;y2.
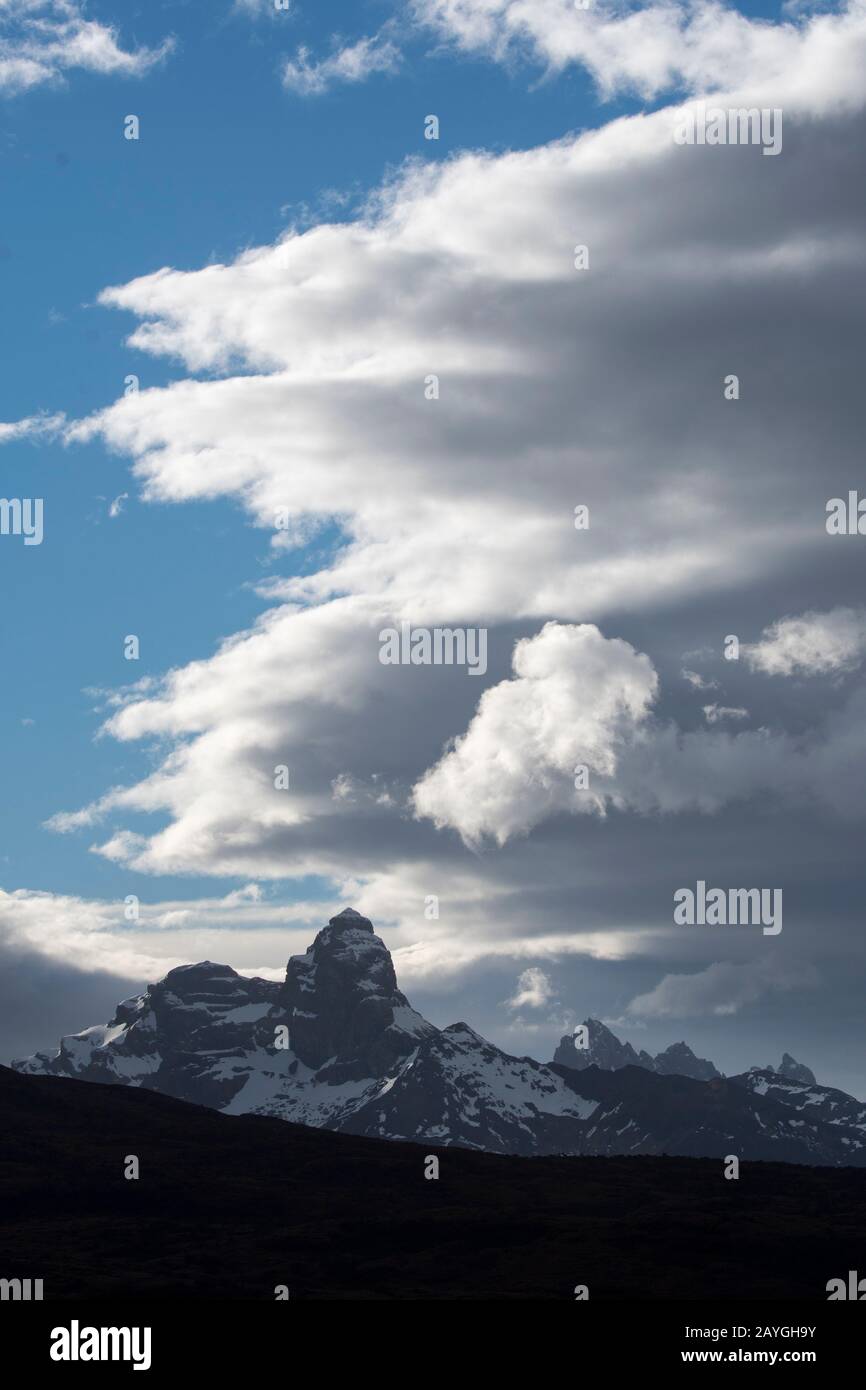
553;1017;646;1072
654;1040;720;1081
163;960;238;981
778;1052;817;1085
553;1020;719;1080
327;907;374;932
284;910;430;1074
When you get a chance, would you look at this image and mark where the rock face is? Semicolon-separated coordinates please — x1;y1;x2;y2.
653;1041;720;1082
553;1018;719;1081
13;910;862;1165
16;959;283;1110
282;909;434;1079
777;1052;818;1085
553;1018;654;1072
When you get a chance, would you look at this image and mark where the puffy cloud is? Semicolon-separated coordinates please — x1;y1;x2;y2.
413;623;658;844
414;617;866;842
504;966;555;1009
282;34;401;95
744;607;866;677
0;1;173;95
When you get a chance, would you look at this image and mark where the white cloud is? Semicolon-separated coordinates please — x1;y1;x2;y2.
0;879;660;991
504;966;554;1009
414;617;866;842
412;0;866;107
108;491;128;518
413;622;658;845
282;34;400;95
626;957;818;1019
0;412;66;442
0;884;336;981
0;1;173;95
744;607;866;677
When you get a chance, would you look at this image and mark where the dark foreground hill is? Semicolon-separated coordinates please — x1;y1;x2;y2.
0;1065;863;1301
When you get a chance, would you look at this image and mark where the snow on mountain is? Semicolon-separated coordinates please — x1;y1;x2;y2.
730;1068;866;1141
12;909;863;1164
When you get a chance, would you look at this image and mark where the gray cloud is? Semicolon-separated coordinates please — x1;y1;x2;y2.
0;941;141;1067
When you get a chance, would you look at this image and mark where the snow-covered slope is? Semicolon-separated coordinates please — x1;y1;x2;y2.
730;1068;866;1145
13;909;866;1164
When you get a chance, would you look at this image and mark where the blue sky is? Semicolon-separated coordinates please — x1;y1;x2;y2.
0;0;627;901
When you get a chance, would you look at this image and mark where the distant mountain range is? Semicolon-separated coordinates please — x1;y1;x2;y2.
13;908;864;1165
553;1016;816;1086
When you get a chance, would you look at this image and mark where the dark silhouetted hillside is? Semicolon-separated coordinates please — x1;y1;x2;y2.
1;1065;864;1300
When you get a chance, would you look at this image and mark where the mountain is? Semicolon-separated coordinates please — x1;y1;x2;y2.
653;1041;720;1082
553;1017;720;1081
553;1017;654;1072
731;1067;866;1148
13;908;863;1165
776;1052;818;1085
5;1064;866;1302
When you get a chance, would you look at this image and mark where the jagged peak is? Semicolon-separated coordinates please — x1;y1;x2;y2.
778;1052;817;1084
